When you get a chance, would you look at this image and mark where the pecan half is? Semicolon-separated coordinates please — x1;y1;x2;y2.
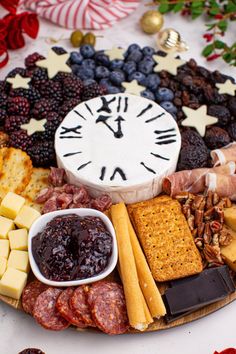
214;207;224;223
210;220;222;234
219;226;233;246
203;222;212;244
197;222;205;238
182;204;191;219
206;191;213;210
192;195;205;211
203;244;223;264
187;214;195;231
212;192;220;206
195;209;203;227
175;192;190;204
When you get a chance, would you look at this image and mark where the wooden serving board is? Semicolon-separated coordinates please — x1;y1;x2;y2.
1;287;236;333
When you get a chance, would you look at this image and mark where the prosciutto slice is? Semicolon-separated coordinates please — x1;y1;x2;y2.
206;173;236;201
211;142;236;166
162;162;235;197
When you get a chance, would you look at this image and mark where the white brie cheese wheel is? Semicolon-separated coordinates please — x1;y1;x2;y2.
55;93;181;203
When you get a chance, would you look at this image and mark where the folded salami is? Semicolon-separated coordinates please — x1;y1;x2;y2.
206;173;236;201
162;162;235;197
211;143;236;166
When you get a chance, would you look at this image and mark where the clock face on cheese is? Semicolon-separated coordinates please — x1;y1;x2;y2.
55;93;181;188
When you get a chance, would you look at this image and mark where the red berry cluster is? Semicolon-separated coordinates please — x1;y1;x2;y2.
0;0;39;68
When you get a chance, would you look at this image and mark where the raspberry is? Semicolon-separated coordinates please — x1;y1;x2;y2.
32;99;58;118
25;52;45;69
8;97;30;116
31;68;49;89
10;87;41;104
81;82;107;101
40;81;63;102
0;109;7;125
60;98;81;117
9;131;33;151
5;116;29;134
63;76;84;98
28;141;56;167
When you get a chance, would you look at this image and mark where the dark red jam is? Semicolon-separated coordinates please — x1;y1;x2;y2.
32;214;113;281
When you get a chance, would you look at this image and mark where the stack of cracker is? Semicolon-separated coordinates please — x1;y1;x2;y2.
127;196;203;282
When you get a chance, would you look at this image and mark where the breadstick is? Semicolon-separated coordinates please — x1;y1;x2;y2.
111;203;147;331
127;213;166;318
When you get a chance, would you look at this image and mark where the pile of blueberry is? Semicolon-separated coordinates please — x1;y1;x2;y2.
70;44;177;116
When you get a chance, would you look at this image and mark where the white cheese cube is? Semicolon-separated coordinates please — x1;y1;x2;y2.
8;250;29;273
0;216;15;239
0;192;25;220
8;229;28;251
0;239;10;258
14;206;41;230
0;257;7;278
0;267;27;299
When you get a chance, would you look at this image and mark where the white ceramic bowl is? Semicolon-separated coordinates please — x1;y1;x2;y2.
28;208;118;287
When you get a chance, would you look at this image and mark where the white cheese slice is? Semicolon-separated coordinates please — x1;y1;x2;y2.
55;93;181;204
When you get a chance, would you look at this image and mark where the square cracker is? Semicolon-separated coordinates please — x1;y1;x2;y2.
131;197;203;282
21;168;50;202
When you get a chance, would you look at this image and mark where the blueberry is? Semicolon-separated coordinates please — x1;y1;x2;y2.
99;78;111;87
95;52;110;67
126;50;143;63
123;61;136;76
145;74;161;91
128;71;146;84
84;79;96;86
156;87;174;102
143;56;155;65
141;90;155;101
110;70;125;86
160;101;177;114
81;59;96;70
142;46;155;56
110;59;124;70
107;85;121;94
138;60;154;75
95;66;110;79
70;51;83;65
71;64;81;75
80;44;95;58
127;43;141;53
77;67;94;80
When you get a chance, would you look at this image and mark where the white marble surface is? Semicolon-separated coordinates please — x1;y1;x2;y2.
0;1;236;353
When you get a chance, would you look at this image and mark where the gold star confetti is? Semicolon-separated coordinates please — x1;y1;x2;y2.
122;80;145;96
6;74;31;89
104;47;125;61
153;53;185;76
181;105;218;137
21;118;47;136
36;49;71;79
216;79;236;96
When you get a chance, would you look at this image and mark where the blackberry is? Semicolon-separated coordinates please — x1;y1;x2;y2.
31;68;49;89
8;97;30;116
32;112;62;141
52;46;68;55
60;98;81;117
0;81;6;93
9;131;33;151
32;98;58;119
63;76;84;98
25;52;45;69
53;72;73;82
5;116;29;134
6;67;27;78
81;83;107;101
28;141;56;167
204;126;230;150
0;93;8;110
40;81;63;102
0;109;7;125
10;87;41;104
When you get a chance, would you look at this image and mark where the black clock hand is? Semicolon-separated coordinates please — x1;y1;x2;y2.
96;115;125;139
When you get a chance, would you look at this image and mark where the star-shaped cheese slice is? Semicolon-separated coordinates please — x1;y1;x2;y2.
104;47;125;61
216;79;236;96
153;53;185;76
21;118;47;136
6;74;31;89
181;105;218;137
122;80;145;96
36;49;71;79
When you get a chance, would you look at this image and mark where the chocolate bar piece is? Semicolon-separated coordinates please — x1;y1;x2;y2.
164;266;235;316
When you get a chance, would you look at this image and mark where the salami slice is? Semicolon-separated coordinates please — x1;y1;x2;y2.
70;286;95;327
56;288;87;328
33;288;69;331
87;281;119;308
22;280;48;315
91;283;129;335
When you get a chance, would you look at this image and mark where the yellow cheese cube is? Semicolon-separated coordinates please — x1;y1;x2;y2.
0;192;25;220
7;250;29;273
224;206;236;232
0;257;7;278
8;229;28;251
14;206;41;230
221;229;236;271
0;267;27;299
0;239;10;258
0;216;15;239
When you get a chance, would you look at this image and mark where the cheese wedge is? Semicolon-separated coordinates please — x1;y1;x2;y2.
7;250;29;273
0;267;27;299
0;216;15;239
0;257;7;278
14;206;41;230
224;206;236;232
0;192;25;220
8;229;28;251
0;239;10;258
221;228;236;272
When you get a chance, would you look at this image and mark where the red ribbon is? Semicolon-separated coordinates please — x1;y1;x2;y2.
0;0;19;13
214;349;236;354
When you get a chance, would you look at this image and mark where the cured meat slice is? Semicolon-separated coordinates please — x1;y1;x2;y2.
86;281;120;308
56;288;87;328
91;283;129;335
70;286;95;327
35;187;53;204
91;195;112;212
22;280;48;315
33;288;69;331
48;167;65;187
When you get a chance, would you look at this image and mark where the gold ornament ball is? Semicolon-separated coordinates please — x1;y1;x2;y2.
140;10;164;34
